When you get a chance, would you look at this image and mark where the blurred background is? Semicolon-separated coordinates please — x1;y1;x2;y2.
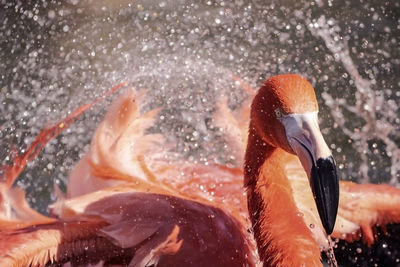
0;0;399;264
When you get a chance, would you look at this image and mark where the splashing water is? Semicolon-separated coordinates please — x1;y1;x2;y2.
326;236;338;267
0;0;399;265
308;14;400;186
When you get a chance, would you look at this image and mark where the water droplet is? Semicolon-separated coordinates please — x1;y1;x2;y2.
47;163;53;170
48;10;55;19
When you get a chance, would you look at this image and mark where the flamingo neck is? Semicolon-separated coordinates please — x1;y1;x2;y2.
244;126;321;266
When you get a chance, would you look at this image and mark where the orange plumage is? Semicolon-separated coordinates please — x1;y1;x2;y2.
0;74;399;266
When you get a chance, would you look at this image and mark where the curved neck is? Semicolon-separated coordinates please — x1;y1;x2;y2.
244;125;272;188
244;123;321;266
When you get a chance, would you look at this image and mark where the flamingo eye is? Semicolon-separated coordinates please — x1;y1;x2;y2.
274;108;282;118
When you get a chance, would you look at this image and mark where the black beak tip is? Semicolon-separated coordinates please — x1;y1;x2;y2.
310;156;339;235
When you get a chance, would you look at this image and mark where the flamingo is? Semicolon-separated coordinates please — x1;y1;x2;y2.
0;74;400;266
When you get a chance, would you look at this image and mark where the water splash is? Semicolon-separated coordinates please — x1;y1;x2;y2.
0;1;399;264
326;236;338;267
308;15;400;186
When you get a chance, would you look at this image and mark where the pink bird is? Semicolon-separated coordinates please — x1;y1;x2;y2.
0;74;399;266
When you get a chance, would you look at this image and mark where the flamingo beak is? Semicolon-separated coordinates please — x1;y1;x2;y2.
309;155;339;235
281;112;339;235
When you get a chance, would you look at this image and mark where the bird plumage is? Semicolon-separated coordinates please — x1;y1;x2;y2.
0;74;399;266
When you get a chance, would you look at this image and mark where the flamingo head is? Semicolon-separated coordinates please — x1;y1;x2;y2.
251;73;339;235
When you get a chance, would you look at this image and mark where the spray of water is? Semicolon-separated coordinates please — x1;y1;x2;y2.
308;15;400;186
1;1;399;264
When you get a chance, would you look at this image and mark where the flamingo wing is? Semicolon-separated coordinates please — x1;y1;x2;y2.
60;186;255;266
334;181;400;245
0;185;256;267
